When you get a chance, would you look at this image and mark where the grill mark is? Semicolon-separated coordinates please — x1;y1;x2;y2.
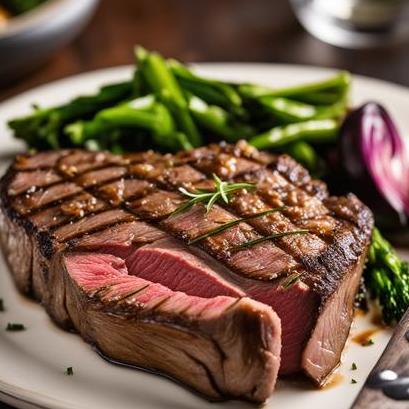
91;285;113;299
11;160;152;204
178;302;196;316
223;297;242;313
10;167;151;253
29;192;107;231
14;151;175;231
40;163;162;232
55;212;135;243
10;158;129;198
117;284;151;302
47;206;114;234
12;184;84;216
65;219;142;250
13;150;72;172
266;157;342;225
150;295;173;311
75;168;128;189
13;171;135;224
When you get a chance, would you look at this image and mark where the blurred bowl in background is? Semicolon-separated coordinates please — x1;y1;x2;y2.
0;0;99;85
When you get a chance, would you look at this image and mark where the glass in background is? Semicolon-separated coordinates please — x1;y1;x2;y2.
290;0;409;48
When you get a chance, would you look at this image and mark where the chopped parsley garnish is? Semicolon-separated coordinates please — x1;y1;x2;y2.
6;322;25;331
351;362;357;370
64;367;74;376
362;339;374;346
351;378;357;384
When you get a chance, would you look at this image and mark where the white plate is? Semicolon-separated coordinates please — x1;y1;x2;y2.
0;64;408;409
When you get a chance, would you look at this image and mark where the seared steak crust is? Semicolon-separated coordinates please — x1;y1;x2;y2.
0;142;373;396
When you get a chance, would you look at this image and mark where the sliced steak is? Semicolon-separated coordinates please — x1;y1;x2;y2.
0;141;374;400
127;238;245;298
64;251;281;402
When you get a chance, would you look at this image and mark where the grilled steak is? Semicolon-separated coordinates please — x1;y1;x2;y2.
0;141;373;402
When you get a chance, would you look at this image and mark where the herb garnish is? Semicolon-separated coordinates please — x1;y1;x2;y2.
171;174;255;217
232;229;309;251
351;362;357;370
362;339;374;346
351;379;357;384
281;272;304;289
65;367;74;376
189;208;285;244
6;323;26;331
0;299;4;312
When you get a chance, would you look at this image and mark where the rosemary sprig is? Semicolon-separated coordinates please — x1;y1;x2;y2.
171;174;255;217
189;207;286;244
232;229;309;251
281;271;304;289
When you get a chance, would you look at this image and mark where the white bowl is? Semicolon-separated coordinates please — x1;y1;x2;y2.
0;0;99;84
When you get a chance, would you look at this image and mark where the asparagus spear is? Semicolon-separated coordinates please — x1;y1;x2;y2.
365;228;409;324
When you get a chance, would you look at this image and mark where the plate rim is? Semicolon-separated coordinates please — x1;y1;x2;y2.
1;62;409;110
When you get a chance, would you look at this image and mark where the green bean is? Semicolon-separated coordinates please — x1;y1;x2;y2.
171;132;193;150
136;47;202;147
66;95;181;150
291;90;345;105
9;81;134;149
259;97;316;122
187;95;253;141
238;72;351;100
259;96;347;123
249;119;339;150
169;59;242;108
285;141;324;176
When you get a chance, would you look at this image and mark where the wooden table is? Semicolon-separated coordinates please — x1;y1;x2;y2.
1;0;409;103
0;1;408;408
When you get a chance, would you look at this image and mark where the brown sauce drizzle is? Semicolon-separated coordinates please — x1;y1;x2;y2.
354;307;367;317
352;328;380;345
321;373;344;390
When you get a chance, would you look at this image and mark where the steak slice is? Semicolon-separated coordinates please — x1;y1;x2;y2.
64;251;281;402
0;141;374;400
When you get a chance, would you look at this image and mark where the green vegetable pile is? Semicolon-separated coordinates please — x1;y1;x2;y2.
7;46;409;325
9;46;349;174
